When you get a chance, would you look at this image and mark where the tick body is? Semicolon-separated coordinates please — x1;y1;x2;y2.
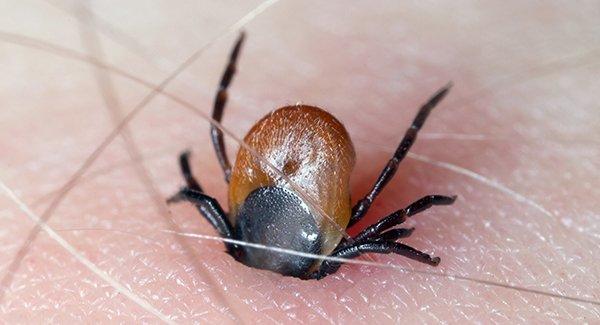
168;33;456;279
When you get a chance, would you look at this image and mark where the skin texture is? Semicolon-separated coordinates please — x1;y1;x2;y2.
0;0;599;323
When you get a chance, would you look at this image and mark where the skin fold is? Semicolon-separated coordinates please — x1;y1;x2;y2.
1;0;599;323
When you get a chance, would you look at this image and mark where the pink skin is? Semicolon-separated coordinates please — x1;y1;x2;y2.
1;1;599;323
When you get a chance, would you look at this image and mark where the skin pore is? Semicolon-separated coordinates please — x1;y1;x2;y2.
1;1;599;323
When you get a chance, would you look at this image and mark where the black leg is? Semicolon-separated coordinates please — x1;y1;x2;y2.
167;188;239;256
349;84;452;227
373;227;415;242
210;32;246;183
310;241;440;279
177;150;203;192
350;195;456;244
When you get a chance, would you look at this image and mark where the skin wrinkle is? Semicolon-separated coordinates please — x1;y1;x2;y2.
0;181;174;324
0;26;184;305
1;0;600;322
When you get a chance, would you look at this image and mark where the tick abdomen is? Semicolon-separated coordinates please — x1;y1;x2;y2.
228;105;356;256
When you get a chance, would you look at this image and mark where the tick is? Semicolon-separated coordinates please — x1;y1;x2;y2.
168;33;456;279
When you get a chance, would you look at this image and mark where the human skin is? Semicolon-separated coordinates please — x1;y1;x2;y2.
1;0;599;323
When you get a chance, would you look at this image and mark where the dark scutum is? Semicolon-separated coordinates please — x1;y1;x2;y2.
235;186;322;277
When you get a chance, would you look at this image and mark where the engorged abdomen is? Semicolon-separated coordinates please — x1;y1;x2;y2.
228;105;356;256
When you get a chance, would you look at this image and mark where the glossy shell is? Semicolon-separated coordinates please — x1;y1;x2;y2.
228;105;356;256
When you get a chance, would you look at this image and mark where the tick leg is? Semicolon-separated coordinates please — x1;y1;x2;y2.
349;84;452;227
210;32;246;183
177;150;203;192
310;241;440;279
373;227;415;242
167;188;238;256
350;195;456;243
167;150;203;202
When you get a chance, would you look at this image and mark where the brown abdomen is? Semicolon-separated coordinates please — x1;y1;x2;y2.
228;105;356;255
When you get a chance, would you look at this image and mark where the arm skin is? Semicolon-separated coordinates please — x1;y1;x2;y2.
1;1;599;323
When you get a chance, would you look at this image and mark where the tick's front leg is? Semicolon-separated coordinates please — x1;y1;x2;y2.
167;151;240;257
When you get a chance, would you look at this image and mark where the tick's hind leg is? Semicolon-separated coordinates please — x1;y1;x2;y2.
309;194;456;279
351;194;456;244
310;241;440;279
